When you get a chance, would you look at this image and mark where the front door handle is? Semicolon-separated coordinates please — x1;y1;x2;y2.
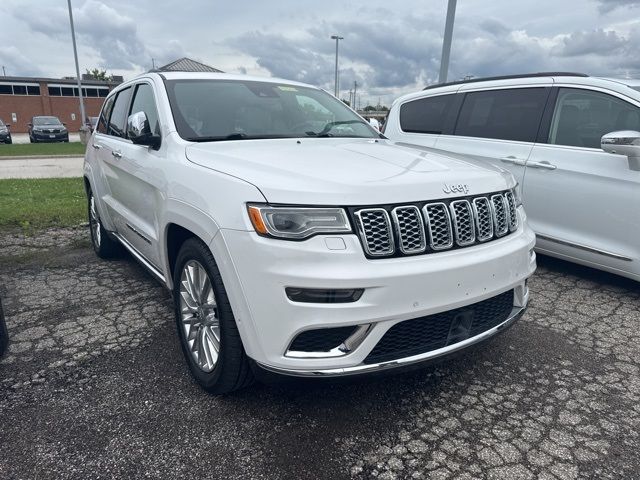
111;150;122;159
500;156;527;166
528;160;557;170
92;143;102;150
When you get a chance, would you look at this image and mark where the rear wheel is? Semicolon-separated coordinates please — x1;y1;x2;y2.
87;186;120;258
173;238;253;394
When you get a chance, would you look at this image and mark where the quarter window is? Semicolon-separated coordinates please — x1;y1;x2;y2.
454;88;548;142
549;88;640;149
107;87;132;138
399;94;454;134
129;83;161;136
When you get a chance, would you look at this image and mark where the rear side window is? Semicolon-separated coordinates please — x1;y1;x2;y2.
107;87;132;138
549;88;640;149
400;94;454;134
454;88;548;142
96;95;115;134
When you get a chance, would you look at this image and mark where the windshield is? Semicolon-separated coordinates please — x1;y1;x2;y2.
33;116;62;126
165;79;379;141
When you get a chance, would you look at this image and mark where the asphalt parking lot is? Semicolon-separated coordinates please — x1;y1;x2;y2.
0;227;638;480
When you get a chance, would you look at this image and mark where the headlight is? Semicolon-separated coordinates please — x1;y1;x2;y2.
513;183;522;207
247;204;352;240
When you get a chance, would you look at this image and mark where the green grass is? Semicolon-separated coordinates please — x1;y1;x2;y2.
0;177;87;231
0;142;86;157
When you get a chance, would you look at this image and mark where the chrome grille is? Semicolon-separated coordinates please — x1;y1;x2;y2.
450;200;475;246
504;191;518;231
491;194;509;237
472;197;494;241
353;190;517;258
354;208;394;256
392;206;426;254
423;203;453;250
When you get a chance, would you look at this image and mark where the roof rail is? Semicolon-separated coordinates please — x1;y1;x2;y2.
423;72;589;90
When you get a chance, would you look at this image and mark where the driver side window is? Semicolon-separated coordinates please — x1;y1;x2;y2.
549;88;640;149
129;83;160;136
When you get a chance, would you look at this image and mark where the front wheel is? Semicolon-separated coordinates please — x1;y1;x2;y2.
173;238;253;394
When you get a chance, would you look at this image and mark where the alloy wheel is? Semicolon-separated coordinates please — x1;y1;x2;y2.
89;195;101;247
179;260;220;372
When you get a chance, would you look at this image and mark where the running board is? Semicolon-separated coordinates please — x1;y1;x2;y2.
112;232;167;283
536;234;632;262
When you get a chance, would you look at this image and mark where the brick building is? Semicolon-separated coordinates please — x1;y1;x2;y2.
0;76;120;133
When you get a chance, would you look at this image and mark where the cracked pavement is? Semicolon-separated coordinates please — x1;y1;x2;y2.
0;227;639;479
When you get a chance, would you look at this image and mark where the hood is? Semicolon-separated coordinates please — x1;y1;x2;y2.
185;138;514;205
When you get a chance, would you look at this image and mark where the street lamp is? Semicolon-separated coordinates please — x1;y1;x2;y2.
438;0;458;84
331;35;343;97
67;0;87;128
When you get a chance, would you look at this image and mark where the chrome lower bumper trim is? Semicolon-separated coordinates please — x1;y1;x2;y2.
256;302;527;378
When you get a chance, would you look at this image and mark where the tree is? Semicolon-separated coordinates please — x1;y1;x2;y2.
363;105;377;112
85;68;112;81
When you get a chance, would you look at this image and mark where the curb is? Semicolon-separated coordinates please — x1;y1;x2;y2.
0;155;85;161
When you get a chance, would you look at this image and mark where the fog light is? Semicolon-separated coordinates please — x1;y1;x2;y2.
285;287;364;303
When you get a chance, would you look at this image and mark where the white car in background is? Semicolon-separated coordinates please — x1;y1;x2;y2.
385;73;640;281
84;72;535;393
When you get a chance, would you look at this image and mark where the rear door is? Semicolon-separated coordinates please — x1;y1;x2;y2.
524;86;640;274
435;87;551;187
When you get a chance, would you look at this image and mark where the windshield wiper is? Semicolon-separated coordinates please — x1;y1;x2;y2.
185;133;250;142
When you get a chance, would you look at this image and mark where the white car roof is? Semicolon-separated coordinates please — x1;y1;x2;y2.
152;71;320;90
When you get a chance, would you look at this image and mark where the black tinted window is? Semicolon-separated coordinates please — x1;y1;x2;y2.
129;83;160;136
97;95;115;135
107;87;132;138
455;88;548;142
400;94;454;134
550;88;640;149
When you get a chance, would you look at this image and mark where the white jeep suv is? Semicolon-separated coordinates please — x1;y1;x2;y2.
84;72;536;393
385;72;640;281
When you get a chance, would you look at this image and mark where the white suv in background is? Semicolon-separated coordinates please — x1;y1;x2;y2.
84;72;535;393
385;73;640;281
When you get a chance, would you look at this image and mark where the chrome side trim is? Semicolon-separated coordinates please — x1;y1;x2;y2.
536;234;633;262
112;232;166;282
285;324;374;359
125;223;152;245
258;302;528;377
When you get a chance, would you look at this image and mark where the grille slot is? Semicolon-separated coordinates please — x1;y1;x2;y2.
423;203;454;250
354;208;394;256
364;290;514;364
491;194;509;237
472;197;494;241
392;206;426;254
504;191;518;231
450;200;476;246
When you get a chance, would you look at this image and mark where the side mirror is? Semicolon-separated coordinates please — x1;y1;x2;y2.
601;130;640;171
63;122;67;126
28;123;32;127
5;124;10;129
127;111;160;149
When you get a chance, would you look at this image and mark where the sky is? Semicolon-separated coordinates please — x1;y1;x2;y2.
1;0;640;106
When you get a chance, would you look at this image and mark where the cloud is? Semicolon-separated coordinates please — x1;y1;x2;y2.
596;0;640;12
0;46;43;77
555;29;626;56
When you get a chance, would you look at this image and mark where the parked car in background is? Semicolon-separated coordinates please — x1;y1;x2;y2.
84;72;535;393
385;72;640;282
28;116;69;143
0;118;11;144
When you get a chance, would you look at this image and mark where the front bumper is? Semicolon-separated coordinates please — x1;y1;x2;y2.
213;207;536;375
0;132;10;143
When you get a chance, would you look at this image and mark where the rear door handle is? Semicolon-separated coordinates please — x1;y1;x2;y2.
500;156;527;166
528;160;556;170
111;150;122;159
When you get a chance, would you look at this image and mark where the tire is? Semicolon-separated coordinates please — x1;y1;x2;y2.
29;136;34;143
173;238;254;394
87;186;120;258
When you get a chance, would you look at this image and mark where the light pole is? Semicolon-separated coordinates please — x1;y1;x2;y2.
331;35;343;97
67;0;86;128
438;0;458;84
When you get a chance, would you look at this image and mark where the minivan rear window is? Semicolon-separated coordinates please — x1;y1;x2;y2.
454;88;548;142
399;94;454;134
